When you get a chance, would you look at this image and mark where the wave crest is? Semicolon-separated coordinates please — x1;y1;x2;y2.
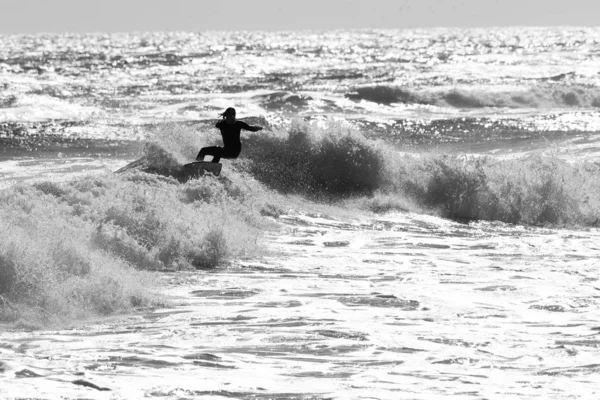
237;119;600;227
346;85;600;109
242;119;383;198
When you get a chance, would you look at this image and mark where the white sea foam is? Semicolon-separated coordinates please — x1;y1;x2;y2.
1;211;599;398
0;95;99;122
0;157;128;189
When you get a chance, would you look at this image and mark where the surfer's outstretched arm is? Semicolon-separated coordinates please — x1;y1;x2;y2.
239;121;263;132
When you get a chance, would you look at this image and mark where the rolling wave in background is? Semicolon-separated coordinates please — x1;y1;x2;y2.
345;84;600;109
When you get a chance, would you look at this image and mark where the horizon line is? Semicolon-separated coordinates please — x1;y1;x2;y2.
2;24;599;36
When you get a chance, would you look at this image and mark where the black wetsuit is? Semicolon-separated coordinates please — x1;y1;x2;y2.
196;120;261;163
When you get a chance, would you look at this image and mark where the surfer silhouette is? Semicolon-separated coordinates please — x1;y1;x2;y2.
196;107;263;163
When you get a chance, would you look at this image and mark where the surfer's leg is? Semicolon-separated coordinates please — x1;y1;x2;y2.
196;147;207;161
220;146;241;160
197;146;223;162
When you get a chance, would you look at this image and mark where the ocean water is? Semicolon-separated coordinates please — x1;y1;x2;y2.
1;28;600;399
1;28;600;168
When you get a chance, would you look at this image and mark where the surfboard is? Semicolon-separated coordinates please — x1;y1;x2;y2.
182;161;222;177
116;158;223;181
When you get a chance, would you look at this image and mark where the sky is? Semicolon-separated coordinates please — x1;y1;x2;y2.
1;0;598;33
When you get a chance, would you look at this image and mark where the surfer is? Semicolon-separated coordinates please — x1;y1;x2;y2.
196;107;263;163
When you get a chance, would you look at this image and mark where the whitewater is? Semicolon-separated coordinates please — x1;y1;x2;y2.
1;28;599;399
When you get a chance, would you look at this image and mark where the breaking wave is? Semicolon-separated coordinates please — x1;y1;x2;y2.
3;119;600;327
239;120;600;227
346;85;600;109
0;125;273;326
132;119;600;228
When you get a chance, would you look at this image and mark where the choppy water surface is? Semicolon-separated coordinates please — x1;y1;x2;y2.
1;28;600;399
1;212;599;399
1;28;600;162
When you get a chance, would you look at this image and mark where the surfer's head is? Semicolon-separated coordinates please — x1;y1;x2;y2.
220;107;236;121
